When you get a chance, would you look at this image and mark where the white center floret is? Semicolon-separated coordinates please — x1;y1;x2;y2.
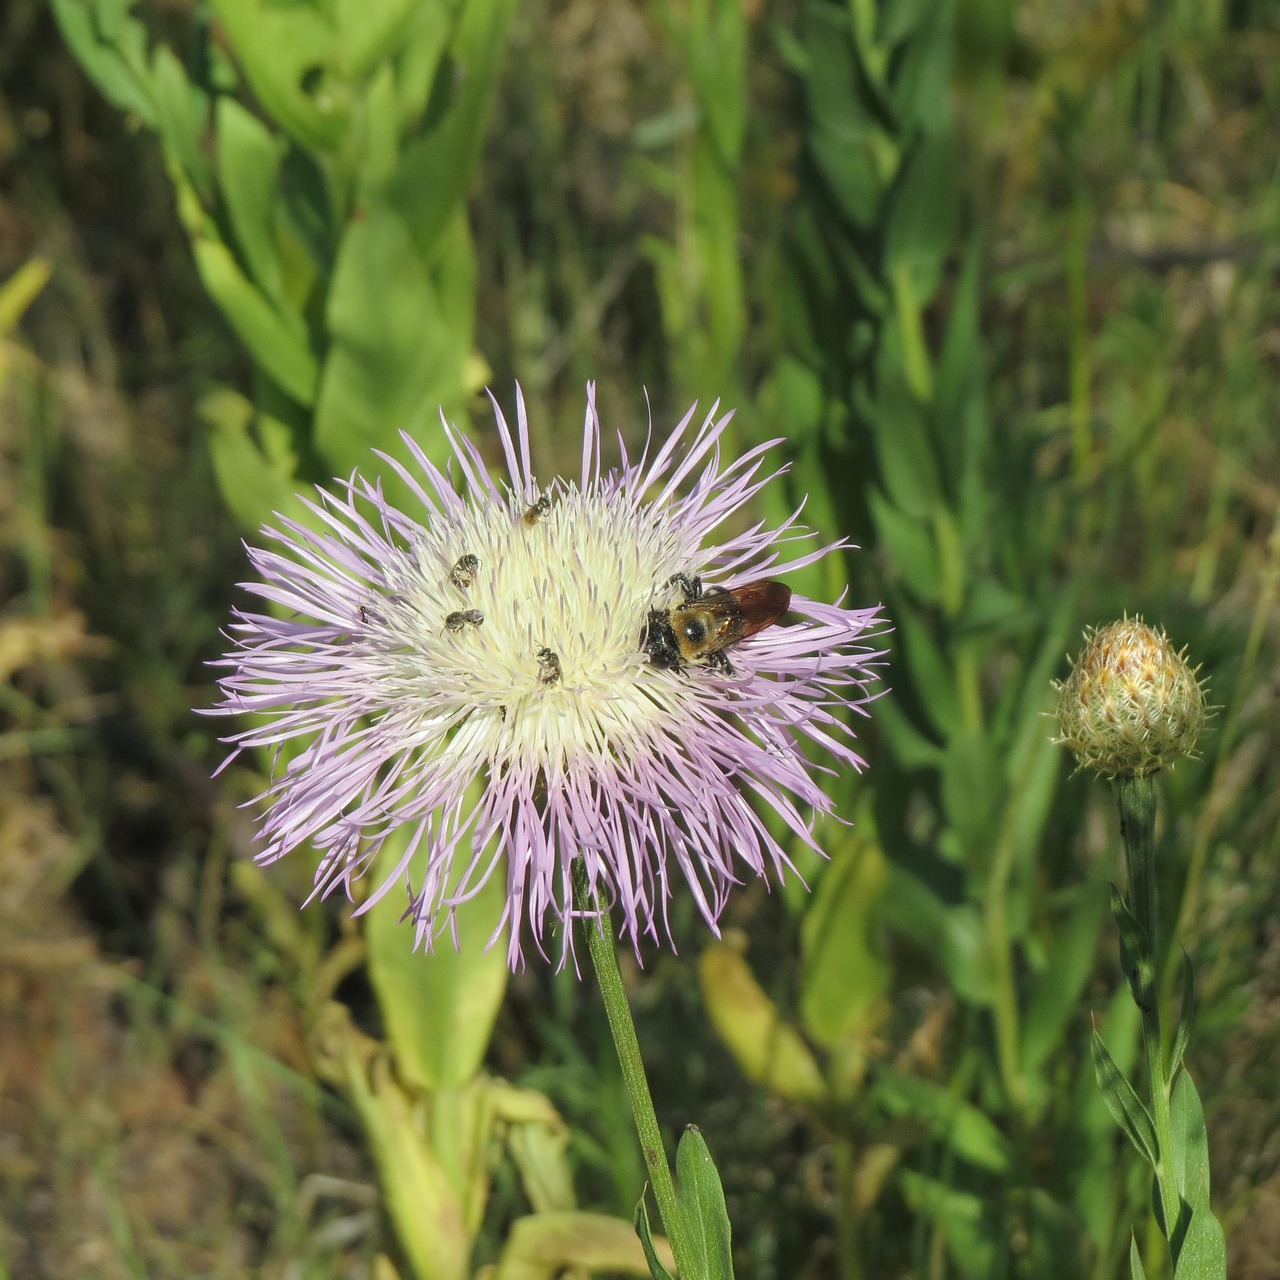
367;476;691;771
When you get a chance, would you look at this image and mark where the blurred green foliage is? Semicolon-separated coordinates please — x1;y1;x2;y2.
4;0;1280;1276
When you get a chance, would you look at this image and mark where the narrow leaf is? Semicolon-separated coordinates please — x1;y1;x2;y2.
634;1196;677;1280
216;96;286;302
1109;883;1151;1009
1022;880;1107;1076
1130;1236;1148;1280
1170;1072;1227;1279
699;942;826;1104
192;237;318;405
1169;952;1197;1083
675;1127;735;1280
1091;1030;1158;1168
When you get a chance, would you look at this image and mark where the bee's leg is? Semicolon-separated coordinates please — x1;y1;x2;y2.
666;573;702;599
706;650;734;675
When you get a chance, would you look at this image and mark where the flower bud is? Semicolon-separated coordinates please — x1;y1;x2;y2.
1054;618;1207;778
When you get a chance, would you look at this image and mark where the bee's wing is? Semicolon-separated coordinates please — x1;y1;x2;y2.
732;581;793;639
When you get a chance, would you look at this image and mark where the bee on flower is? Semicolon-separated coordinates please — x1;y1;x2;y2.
212;385;885;966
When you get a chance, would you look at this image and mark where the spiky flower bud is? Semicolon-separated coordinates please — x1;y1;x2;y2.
1054;617;1207;778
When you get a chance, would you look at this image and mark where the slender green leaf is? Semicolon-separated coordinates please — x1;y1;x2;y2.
1109;882;1151;1007
151;45;211;196
363;823;509;1092
1091;1029;1158;1168
1021;880;1107;1076
1131;1237;1148;1280
386;0;516;261
675;1127;735;1280
1170;1072;1227;1279
1170;952;1197;1083
192;236;319;405
50;0;158;124
209;0;348;152
216;97;286;302
871;1067;1013;1174
800;836;890;1049
634;1198;677;1280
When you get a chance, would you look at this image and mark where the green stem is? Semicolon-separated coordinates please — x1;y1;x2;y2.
573;864;692;1273
1115;775;1182;1245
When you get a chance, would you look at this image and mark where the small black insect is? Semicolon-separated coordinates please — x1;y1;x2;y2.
536;646;562;686
445;609;485;632
522;494;552;526
449;554;479;590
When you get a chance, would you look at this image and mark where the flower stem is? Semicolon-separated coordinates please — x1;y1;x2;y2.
1115;775;1182;1245
573;864;692;1273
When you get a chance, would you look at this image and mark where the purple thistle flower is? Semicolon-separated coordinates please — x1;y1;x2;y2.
213;385;885;967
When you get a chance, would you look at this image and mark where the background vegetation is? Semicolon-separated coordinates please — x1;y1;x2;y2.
2;0;1279;1277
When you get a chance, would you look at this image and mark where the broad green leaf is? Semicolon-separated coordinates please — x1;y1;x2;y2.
883;129;959;301
898;1170;998;1280
199;387;302;531
1091;1029;1158;1168
1021;879;1107;1076
866;373;945;518
881;862;988;1003
311;1003;468;1280
332;0;420;82
1170;1072;1227;1279
50;0;158;124
871;1067;1013;1174
216;96;286;303
315;202;473;476
800;836;889;1049
192;236;319;406
151;46;211;197
868;487;942;604
386;0;516;261
210;0;348;152
675;1127;735;1280
699;941;827;1105
634;1199;677;1280
363;823;509;1092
